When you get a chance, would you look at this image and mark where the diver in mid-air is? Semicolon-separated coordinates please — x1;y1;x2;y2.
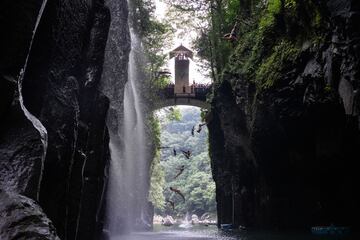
173;148;177;156
223;22;238;42
197;123;206;133
174;165;185;179
165;199;175;211
170;187;185;202
181;150;191;159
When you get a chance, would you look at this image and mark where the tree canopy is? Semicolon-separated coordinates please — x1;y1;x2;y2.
150;107;216;217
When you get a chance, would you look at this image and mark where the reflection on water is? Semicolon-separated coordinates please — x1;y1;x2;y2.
111;225;233;240
110;225;356;240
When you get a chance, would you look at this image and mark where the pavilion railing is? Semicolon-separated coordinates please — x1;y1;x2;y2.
158;84;212;101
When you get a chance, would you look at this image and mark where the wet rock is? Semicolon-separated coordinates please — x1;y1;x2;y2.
191;214;199;224
101;0;131;134
0;190;60;240
162;216;175;226
153;215;164;224
209;0;360;230
1;0;112;239
0;1;46;202
84;3;111;88
33;1;111;239
0;111;44;199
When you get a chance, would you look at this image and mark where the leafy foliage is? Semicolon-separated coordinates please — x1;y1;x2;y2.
164;0;326;92
255;39;300;88
149;148;166;210
129;0;174;105
148;112;166;210
151;107;216;217
165;107;182;122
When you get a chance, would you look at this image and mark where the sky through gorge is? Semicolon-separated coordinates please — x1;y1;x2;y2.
154;0;211;84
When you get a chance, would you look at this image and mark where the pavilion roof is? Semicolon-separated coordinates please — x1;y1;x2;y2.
169;45;193;59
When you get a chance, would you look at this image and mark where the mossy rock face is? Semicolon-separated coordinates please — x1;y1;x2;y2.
255;39;301;89
209;0;360;230
222;0;327;94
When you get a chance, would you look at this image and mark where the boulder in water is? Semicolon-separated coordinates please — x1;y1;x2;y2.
153;215;164;224
191;214;199;224
200;213;210;221
161;215;175;226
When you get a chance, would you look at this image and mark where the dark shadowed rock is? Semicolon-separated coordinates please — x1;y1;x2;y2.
209;0;360;230
1;0;113;239
0;109;44;199
0;190;60;240
32;1;111;239
0;0;46;203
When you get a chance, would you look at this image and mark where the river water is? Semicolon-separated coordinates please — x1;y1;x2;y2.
109;225;355;240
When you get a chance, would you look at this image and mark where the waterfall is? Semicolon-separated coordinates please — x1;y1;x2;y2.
106;24;149;236
122;27;148;228
16;0;49;201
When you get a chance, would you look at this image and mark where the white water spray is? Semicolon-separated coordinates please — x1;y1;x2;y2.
106;26;148;236
179;212;193;229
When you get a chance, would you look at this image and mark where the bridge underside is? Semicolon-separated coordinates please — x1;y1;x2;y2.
156;85;211;110
155;96;210;110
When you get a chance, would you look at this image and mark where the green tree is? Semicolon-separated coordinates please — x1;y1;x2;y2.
152;107;216;217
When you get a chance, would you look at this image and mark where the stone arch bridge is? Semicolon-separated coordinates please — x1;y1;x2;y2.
156;84;211;110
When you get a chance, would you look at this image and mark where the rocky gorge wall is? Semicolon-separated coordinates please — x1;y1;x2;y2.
209;0;360;230
0;0;125;239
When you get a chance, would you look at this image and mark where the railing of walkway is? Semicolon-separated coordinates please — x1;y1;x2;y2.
158;84;212;101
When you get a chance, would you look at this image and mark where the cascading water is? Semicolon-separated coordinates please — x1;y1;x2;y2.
106;24;149;236
122;28;148;228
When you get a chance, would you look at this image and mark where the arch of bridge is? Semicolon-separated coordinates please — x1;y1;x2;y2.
155;96;210;110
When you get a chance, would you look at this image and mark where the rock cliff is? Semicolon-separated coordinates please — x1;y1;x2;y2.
0;0;116;239
209;0;360;229
0;190;60;240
